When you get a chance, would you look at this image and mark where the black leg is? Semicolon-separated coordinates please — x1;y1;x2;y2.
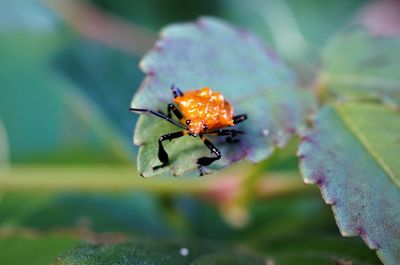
171;84;183;98
225;136;240;143
130;108;187;130
233;114;247;125
197;136;221;176
167;103;183;120
207;129;244;136
153;131;185;170
207;129;244;143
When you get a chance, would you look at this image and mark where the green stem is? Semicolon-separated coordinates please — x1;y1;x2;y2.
0;165;305;198
0;165;208;194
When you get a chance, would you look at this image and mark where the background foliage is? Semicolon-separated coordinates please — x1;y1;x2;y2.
1;0;399;264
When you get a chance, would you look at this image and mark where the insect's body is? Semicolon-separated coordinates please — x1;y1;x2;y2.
174;87;234;135
130;85;247;176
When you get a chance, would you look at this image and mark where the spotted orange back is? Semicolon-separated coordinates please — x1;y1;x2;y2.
174;87;234;134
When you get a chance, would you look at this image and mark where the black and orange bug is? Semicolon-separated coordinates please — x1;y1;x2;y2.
130;85;247;176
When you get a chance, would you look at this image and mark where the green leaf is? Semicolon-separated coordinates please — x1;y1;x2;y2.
0;236;79;265
53;39;143;141
298;103;400;265
221;0;365;49
252;235;381;265
1;172;380;264
53;238;265;265
0;0;131;164
320;29;400;107
0;194;380;265
190;254;265;265
0;191;171;236
131;17;315;177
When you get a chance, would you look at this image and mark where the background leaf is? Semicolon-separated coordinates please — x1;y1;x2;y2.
221;0;364;61
298;103;400;265
53;206;381;265
53;39;143;143
0;0;131;164
0;236;78;265
1;1;391;264
1;166;380;264
53;238;266;265
319;29;400;107
131;17;315;177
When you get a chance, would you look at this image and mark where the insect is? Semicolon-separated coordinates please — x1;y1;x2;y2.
130;85;247;176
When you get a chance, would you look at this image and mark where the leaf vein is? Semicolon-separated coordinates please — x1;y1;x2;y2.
334;104;399;188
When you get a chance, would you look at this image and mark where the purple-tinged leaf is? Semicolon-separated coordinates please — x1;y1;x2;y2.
131;17;315;177
298;103;400;265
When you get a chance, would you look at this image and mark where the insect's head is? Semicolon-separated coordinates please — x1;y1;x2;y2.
186;119;208;136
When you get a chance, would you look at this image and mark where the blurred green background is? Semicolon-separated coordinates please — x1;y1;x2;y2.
0;0;387;264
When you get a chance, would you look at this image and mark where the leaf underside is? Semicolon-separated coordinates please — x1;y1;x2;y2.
131;17;315;177
298;103;400;265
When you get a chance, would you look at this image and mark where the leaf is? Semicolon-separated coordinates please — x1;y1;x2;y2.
0;235;79;265
320;29;400;107
190;254;265;265
0;191;171;236
51;194;379;265
0;0;130;163
298;103;400;265
131;17;315;177
53;39;143;141
1;172;379;264
53;238;265;265
181;194;381;264
221;0;365;49
253;235;381;265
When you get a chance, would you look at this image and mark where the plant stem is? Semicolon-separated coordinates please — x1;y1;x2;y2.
0;165;306;198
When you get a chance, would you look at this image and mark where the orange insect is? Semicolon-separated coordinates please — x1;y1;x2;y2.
130;85;247;175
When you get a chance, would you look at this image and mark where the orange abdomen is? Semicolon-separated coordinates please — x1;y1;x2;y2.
174;87;234;134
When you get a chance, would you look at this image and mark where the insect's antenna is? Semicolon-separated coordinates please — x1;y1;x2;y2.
130;108;188;130
171;84;184;98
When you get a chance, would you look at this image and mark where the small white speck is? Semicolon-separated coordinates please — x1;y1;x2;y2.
179;247;189;256
266;258;275;265
262;129;269;136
